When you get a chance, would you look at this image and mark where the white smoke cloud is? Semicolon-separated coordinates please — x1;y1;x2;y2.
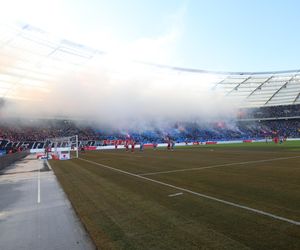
1;53;240;130
0;2;242;131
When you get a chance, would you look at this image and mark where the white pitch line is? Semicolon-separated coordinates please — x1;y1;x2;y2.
97;151;144;158
37;166;41;204
45;160;52;170
79;157;300;226
168;192;183;197
139;155;300;176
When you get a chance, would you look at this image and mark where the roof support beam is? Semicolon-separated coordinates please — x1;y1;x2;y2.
246;76;273;98
226;76;251;95
265;81;289;105
293;92;300;104
212;77;227;90
265;73;299;105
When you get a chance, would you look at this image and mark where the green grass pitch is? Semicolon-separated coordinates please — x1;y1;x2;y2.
50;141;300;249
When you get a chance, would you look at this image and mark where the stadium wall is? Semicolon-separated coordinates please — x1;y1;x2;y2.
0;151;30;171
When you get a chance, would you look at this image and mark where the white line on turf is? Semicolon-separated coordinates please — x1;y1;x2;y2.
96;151;143;158
79;157;300;226
37;166;41;204
45;160;52;170
139;155;300;176
168;192;183;197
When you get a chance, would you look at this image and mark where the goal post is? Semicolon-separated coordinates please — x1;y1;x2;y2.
45;135;79;160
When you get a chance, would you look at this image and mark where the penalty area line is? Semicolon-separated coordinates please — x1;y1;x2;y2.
78;157;300;226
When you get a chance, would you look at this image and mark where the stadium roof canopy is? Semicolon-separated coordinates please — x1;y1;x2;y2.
0;22;300;108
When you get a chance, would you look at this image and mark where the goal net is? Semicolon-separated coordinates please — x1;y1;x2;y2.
45;135;79;160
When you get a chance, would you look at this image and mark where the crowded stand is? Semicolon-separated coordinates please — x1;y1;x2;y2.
1;105;300;153
0;119;100;155
238;104;300;119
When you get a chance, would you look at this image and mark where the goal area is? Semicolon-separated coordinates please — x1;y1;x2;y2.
45;135;79;160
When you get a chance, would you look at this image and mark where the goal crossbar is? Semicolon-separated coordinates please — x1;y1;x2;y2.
45;135;79;159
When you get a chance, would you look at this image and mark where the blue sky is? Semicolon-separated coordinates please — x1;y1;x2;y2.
1;0;300;72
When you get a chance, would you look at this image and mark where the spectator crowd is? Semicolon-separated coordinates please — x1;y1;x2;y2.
238;104;300;119
1;105;300;152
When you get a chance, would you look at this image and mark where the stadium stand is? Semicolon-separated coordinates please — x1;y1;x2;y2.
239;104;300;119
1;105;300;151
